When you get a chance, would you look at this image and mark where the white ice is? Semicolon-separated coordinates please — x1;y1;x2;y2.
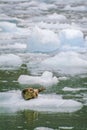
0;0;29;1
0;43;27;50
34;127;54;130
0;54;22;69
82;93;87;106
63;87;87;92
0;21;27;34
0;90;83;113
0;22;19;32
41;51;87;75
27;27;86;53
59;29;84;46
0;14;21;23
37;22;71;31
42;51;87;67
47;13;67;22
64;5;87;11
18;71;58;87
27;26;60;53
59;28;85;51
59;126;74;130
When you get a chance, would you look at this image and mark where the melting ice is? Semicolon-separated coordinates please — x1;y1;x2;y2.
0;54;22;69
0;90;83;113
18;71;58;87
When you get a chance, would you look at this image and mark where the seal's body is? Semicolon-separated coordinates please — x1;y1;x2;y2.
22;87;45;100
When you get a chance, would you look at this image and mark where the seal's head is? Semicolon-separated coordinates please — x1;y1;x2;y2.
22;88;37;100
22;87;45;100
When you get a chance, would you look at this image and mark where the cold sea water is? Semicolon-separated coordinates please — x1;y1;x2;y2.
0;0;87;130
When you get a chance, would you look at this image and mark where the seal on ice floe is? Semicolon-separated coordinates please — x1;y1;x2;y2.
22;87;46;100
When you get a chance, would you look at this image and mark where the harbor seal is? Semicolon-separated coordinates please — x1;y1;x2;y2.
22;87;45;100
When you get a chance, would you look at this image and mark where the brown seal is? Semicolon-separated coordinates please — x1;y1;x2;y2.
22;87;46;100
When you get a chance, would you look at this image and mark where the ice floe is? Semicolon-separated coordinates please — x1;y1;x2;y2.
37;22;71;31
47;13;67;22
59;28;85;51
32;13;67;23
64;5;87;12
0;91;83;113
18;71;58;87
34;127;54;130
0;14;20;24
63;87;87;92
0;0;29;1
0;22;20;32
27;26;60;53
0;54;22;69
0;43;26;50
41;51;87;74
42;51;87;67
27;27;86;53
0;21;28;34
82;93;87;106
59;126;74;130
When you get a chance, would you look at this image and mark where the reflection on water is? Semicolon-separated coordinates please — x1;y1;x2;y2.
0;108;87;130
23;110;38;125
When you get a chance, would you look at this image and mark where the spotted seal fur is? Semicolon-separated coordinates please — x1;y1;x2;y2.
22;87;45;100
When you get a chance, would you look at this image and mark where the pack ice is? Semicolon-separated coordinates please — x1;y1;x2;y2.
27;27;86;53
40;51;87;74
0;54;22;69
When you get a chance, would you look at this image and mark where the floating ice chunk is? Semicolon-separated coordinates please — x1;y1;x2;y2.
18;71;58;86
0;43;26;50
42;51;87;67
64;5;87;11
0;91;83;113
0;0;29;1
34;127;54;130
0;54;22;69
59;126;74;130
0;14;20;24
59;29;84;47
38;2;56;11
48;13;67;22
0;22;25;33
27;26;60;53
11;43;27;49
41;51;87;74
58;76;68;81
82;93;87;106
63;87;87;92
85;37;87;47
37;22;77;34
37;22;70;30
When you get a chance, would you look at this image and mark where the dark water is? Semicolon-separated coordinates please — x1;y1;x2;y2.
0;68;87;130
0;109;87;130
